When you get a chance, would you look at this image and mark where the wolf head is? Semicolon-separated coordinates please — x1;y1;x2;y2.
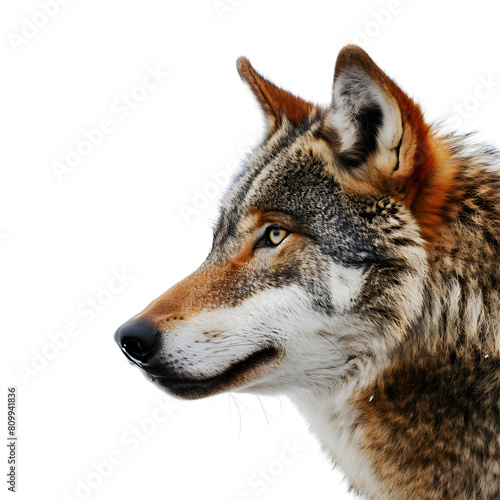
115;46;454;400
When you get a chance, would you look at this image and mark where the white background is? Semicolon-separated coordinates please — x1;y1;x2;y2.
2;1;500;499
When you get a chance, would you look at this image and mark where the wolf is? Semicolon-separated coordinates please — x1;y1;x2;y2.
115;45;500;499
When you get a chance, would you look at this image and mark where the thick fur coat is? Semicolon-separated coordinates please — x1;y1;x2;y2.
115;46;500;499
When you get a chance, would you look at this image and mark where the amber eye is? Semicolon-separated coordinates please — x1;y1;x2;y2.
255;226;289;249
269;227;288;245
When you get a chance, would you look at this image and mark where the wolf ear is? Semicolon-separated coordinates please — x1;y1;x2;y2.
323;46;457;242
322;45;432;189
237;57;316;134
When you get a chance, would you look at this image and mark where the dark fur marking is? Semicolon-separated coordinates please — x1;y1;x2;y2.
336;103;384;169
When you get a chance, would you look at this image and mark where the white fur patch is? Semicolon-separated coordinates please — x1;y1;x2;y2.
328;102;358;152
157;268;365;389
291;387;387;498
328;261;364;313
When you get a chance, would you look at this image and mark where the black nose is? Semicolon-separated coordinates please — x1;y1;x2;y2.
114;318;160;364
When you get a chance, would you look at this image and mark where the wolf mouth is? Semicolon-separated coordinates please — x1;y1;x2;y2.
147;346;280;399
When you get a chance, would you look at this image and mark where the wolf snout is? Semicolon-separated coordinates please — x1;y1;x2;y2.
114;318;160;365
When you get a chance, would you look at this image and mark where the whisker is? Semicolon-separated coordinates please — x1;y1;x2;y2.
229;394;242;437
257;395;271;426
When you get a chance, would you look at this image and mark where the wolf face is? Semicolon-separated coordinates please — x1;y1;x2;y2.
115;46;500;499
115;47;428;400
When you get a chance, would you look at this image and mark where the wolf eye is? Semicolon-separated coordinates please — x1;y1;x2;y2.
269;227;288;245
255;226;289;249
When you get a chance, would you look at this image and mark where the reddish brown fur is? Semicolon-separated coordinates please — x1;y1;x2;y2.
236;56;317;132
385;79;458;243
